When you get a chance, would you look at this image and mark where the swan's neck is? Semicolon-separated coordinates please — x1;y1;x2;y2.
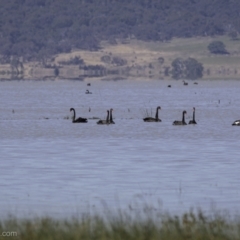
110;111;113;121
106;112;109;122
155;108;159;119
193;111;195;121
182;112;185;123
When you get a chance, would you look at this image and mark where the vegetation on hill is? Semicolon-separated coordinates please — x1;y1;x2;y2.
207;41;229;55
0;0;240;61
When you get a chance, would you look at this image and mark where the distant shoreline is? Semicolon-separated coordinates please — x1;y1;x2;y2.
1;36;240;81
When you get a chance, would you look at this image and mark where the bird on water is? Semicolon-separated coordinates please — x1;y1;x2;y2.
232;120;240;126
97;110;110;125
173;110;187;125
143;106;161;122
70;108;88;123
189;107;197;124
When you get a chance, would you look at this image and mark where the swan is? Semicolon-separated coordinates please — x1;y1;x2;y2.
183;80;188;86
189;107;197;124
70;108;88;123
173;110;187;125
143;106;161;122
232;120;240;126
97;110;110;125
109;108;115;124
85;89;92;94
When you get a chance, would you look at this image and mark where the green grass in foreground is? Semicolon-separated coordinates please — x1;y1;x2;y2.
0;209;240;240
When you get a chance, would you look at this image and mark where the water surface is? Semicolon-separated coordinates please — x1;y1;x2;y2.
0;79;240;217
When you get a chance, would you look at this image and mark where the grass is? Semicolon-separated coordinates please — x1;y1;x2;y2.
11;35;240;80
1;207;240;240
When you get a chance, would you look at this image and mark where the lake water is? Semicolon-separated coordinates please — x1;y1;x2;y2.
0;79;240;218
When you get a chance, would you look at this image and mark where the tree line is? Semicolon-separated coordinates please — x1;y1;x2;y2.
0;0;239;62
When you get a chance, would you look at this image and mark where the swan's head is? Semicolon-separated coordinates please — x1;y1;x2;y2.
110;108;113;112
70;108;74;112
193;107;195;111
157;106;161;110
183;110;187;114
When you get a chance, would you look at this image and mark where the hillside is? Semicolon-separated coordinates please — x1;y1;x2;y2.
45;36;240;81
0;0;240;61
1;35;240;80
1;0;240;80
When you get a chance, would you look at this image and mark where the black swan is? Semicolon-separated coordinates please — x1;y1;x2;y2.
173;110;187;125
189;107;197;124
143;106;161;122
97;110;110;125
109;108;115;124
183;80;188;86
232;120;240;126
70;108;88;123
85;89;92;94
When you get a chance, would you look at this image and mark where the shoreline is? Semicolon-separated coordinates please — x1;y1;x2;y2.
1;36;240;81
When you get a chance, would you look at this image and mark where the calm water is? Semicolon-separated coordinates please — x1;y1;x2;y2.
0;79;240;218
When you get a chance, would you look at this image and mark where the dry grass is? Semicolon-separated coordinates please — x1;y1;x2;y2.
0;208;240;240
4;35;240;80
54;36;240;80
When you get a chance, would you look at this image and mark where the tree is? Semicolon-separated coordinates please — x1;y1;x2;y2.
184;58;204;80
54;67;59;77
158;57;164;65
207;41;229;54
171;58;185;80
1;0;240;59
171;57;204;80
228;31;238;40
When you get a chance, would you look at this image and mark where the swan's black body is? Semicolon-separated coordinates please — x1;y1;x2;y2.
232;120;240;126
143;106;161;122
173;110;187;125
109;108;115;124
70;108;88;123
189;107;197;124
85;90;92;94
97;110;110;125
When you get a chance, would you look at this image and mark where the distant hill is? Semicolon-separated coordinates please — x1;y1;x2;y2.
0;0;240;61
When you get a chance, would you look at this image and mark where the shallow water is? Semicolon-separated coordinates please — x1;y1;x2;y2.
0;79;240;218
